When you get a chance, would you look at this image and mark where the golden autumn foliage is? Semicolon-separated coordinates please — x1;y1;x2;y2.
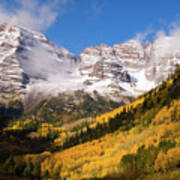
38;95;180;179
1;65;180;180
154;147;180;172
95;97;144;125
154;151;168;172
153;100;180;125
40;117;180;179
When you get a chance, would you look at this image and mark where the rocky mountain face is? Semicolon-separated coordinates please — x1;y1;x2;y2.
78;40;147;98
78;39;180;98
0;23;76;104
0;23;180;109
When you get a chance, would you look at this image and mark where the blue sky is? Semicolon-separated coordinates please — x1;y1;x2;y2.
1;0;180;56
45;0;180;56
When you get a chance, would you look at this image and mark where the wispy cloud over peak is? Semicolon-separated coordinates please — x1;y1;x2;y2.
134;20;180;43
135;28;154;42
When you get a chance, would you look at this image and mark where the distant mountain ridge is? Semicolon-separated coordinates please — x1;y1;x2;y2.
78;38;180;97
0;23;180;109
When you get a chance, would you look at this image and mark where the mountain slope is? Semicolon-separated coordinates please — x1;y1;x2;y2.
23;90;123;125
0;65;179;180
39;65;180;180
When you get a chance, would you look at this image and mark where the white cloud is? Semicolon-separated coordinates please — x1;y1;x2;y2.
0;0;72;31
155;30;166;39
153;22;180;58
135;28;154;42
134;21;180;59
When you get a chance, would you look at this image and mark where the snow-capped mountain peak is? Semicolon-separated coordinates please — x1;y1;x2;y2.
0;23;77;102
0;23;180;105
78;37;180;98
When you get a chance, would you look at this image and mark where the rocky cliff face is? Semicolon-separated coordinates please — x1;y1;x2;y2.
0;23;77;103
78;38;180;98
0;24;26;102
0;23;180;107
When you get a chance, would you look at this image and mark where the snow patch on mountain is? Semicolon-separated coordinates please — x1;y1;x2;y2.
78;37;180;98
0;23;180;104
0;23;78;102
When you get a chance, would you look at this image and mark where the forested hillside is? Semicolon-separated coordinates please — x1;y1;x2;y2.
0;65;179;180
